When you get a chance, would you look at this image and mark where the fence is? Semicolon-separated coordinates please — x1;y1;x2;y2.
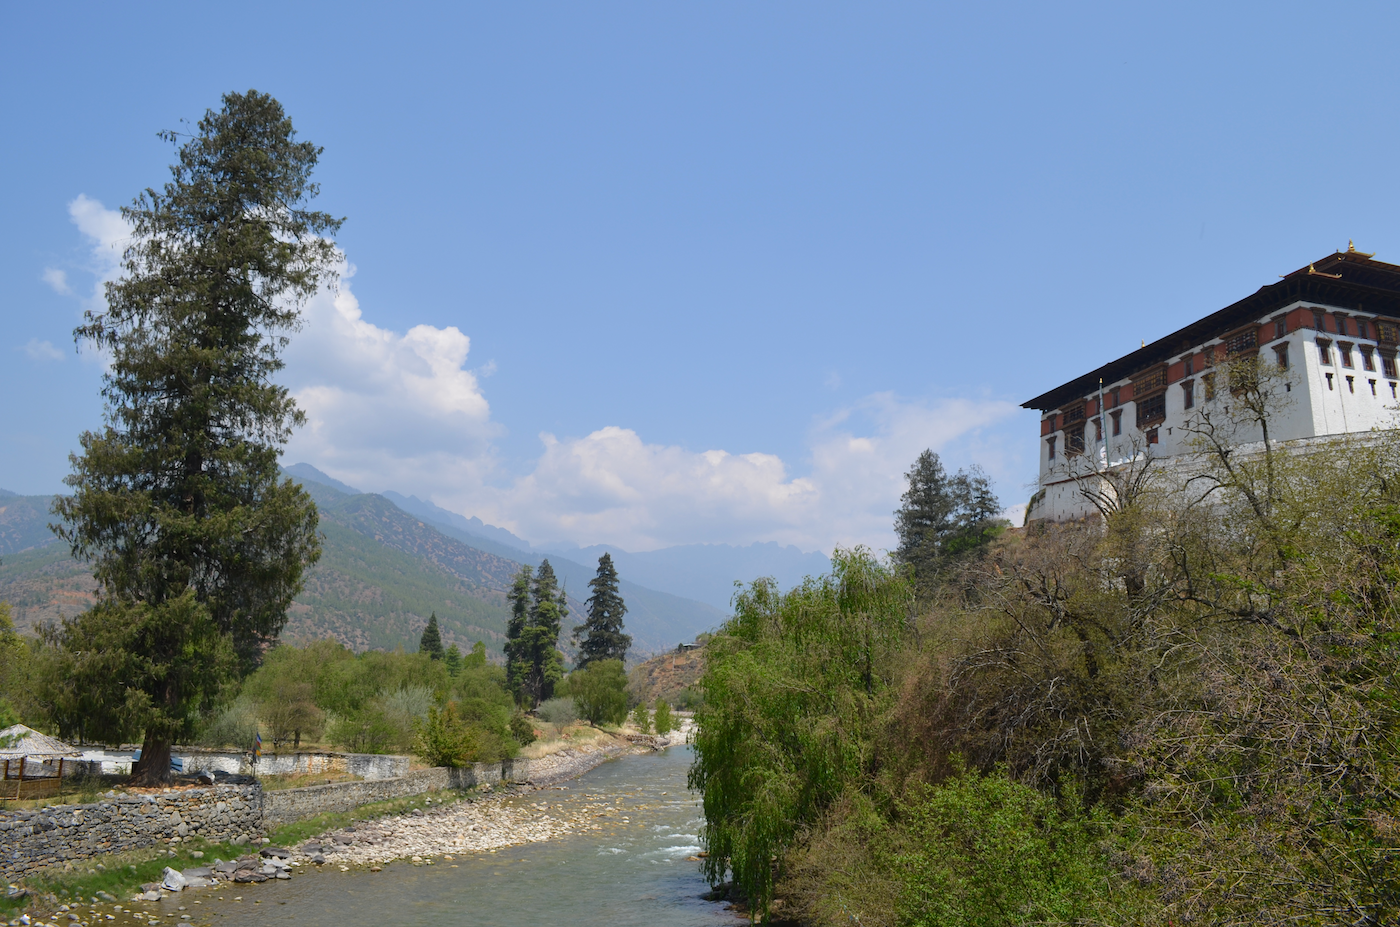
1;758;71;802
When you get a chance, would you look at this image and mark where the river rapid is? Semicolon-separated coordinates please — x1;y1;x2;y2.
191;745;738;927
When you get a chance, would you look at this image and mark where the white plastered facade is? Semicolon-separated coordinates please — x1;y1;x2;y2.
1028;299;1400;523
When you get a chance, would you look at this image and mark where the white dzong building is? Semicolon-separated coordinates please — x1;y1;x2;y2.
1023;246;1400;522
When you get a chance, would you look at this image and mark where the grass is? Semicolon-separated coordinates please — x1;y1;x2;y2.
0;773;127;812
3;836;246;919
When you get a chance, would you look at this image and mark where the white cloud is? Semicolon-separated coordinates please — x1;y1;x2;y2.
54;198;1029;554
23;339;64;362
42;268;71;295
280;271;1024;552
281;265;500;497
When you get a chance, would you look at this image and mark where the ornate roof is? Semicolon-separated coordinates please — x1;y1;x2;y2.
1022;249;1400;412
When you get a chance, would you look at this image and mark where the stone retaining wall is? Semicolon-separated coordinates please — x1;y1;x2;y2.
0;782;263;879
260;758;534;826
179;751;409;781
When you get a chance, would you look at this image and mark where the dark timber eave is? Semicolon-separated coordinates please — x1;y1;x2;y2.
1022;251;1400;413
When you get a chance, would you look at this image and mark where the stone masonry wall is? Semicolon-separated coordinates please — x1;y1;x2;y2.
260;758;534;826
0;782;263;880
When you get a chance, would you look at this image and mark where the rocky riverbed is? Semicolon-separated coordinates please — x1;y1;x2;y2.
292;727;690;868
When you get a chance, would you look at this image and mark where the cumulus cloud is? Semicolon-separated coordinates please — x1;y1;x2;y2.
55;198;1028;554
23;339;64;362
281;266;500;497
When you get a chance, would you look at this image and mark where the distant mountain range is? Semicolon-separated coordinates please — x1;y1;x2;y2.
0;471;730;659
0;464;831;658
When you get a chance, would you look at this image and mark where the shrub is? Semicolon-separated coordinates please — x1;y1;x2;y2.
568;659;629;726
536;697;578;725
631;702;651;734
653;698;672;735
197;694;259;748
413;702;478;767
510;714;536;746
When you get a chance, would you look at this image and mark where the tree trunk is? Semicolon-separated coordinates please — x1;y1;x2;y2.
130;730;173;786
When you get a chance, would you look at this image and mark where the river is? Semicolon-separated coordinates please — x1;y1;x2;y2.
191;745;739;927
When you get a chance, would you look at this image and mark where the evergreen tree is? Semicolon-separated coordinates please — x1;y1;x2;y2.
574;552;631;667
504;561;566;708
504;565;533;702
419;612;444;660
50;91;335;784
892;450;1003;593
443;643;463;676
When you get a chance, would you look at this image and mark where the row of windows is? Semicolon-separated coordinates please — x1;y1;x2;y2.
1317;339;1399;376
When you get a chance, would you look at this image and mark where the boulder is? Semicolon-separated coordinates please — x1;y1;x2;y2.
161;868;187;892
259;846;290;859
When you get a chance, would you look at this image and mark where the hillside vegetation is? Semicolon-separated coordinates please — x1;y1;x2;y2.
0;475;722;657
692;422;1400;925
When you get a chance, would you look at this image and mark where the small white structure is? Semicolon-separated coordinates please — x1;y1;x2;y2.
1025;247;1400;522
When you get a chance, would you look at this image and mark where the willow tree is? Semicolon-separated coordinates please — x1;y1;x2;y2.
51;90;337;784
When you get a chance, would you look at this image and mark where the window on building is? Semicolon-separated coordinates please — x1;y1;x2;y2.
1273;344;1289;369
1181;380;1194;410
1313;310;1326;330
1378;321;1399;344
1147;427;1159;445
1393;382;1398;399
1225;329;1258;356
1370;379;1377;396
1065;424;1085;456
1110;409;1122;436
1203;372;1216;401
1384;353;1399;379
1046;436;1057;460
1109;387;1121;407
1361;345;1376;371
1339;342;1354;368
1136;393;1166;428
1183;355;1194;376
1317;339;1333;365
1347;375;1355;393
1275;318;1287;340
1357;319;1370;340
1326;372;1335;390
1337;315;1350;336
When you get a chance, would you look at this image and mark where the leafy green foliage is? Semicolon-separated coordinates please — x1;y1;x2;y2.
536;697;578;725
575;552;630;666
652;698;672;735
49;91;333;783
631;701;651;734
689;548;911;915
509;713;536;746
413;702;479;767
567;658;629;726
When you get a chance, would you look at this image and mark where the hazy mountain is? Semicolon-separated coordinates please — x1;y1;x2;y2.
282;463;363;496
382;491;533;553
362;476;831;611
544;542;831;611
0;476;725;658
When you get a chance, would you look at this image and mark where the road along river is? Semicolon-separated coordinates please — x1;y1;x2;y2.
189;745;739;927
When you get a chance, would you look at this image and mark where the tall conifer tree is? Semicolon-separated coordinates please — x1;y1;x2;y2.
575;552;630;667
50;91;335;784
419;612;444;660
504;560;566;708
893;449;1002;594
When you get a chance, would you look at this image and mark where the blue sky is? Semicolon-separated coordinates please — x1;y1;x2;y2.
5;3;1400;553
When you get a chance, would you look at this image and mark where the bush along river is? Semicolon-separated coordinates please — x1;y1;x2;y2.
153;745;736;927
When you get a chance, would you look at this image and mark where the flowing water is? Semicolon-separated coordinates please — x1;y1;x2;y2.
191;745;739;927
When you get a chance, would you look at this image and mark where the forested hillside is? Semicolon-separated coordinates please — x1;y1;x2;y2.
0;476;722;657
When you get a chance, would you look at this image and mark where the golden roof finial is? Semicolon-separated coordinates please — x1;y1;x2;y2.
1346;240;1376;257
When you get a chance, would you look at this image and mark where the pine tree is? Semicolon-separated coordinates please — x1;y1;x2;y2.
419;612;444;660
892;449;1003;594
444;644;463;676
50;91;335;785
504;561;566;708
574;552;631;667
